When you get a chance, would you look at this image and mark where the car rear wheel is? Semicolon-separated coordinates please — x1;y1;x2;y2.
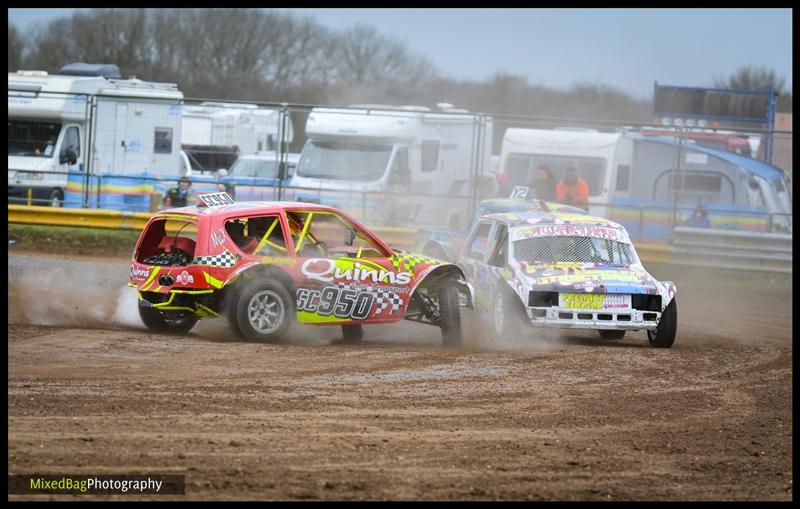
599;330;626;340
439;284;462;347
235;279;293;341
341;324;364;342
647;298;677;348
138;303;197;334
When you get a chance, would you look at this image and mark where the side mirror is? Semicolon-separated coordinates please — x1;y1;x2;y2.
345;228;356;247
60;146;78;165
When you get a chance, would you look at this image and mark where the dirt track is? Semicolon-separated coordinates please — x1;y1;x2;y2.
7;252;793;500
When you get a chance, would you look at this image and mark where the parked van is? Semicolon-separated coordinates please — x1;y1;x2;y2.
499;127;791;240
8;63;183;210
288;104;493;228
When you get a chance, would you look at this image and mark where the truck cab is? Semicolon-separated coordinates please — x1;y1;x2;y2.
288;105;493;229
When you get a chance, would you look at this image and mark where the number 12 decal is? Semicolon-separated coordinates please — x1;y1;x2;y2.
297;286;375;320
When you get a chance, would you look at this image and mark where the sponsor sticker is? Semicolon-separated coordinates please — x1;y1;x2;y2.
176;270;194;286
130;266;150;278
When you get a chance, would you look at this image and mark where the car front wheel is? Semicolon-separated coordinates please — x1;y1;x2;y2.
647;298;677;348
439;284;462;347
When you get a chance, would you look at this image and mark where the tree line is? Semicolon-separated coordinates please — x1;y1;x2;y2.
7;8;792;121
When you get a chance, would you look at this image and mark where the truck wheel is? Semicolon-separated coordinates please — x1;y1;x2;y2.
647;298;677;348
49;189;64;208
235;278;293;342
341;324;364;342
439;284;462;347
599;330;626;340
138;303;197;334
492;287;528;339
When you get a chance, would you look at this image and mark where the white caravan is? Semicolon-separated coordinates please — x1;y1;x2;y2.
8;63;183;208
499;127;632;218
290;104;493;228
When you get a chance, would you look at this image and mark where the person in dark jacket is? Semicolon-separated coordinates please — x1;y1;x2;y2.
528;164;556;202
163;176;192;208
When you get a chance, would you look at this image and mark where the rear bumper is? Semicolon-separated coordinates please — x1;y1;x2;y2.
526;306;660;331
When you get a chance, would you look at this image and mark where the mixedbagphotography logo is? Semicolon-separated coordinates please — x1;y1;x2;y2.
8;474;185;495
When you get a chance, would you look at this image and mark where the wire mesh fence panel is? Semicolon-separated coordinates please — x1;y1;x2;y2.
8;86;792;238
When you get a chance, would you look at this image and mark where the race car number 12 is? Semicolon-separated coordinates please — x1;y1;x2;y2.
296;286;375;320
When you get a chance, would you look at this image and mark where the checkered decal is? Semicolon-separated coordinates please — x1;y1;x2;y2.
390;253;440;272
192;248;238;268
337;282;404;315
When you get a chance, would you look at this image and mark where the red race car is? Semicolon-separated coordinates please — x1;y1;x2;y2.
129;193;473;345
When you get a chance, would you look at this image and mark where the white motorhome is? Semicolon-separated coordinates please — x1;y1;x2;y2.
8;63;183;209
289;104;493;228
180;102;294;176
499;127;791;238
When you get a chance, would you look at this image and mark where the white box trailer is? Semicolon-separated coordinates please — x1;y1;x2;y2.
289;104;493;228
8;63;183;208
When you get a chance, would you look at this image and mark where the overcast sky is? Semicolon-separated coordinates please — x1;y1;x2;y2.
8;8;793;99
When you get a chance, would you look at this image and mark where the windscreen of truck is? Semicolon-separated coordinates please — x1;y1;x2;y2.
8;120;61;158
513;236;637;266
296;140;392;181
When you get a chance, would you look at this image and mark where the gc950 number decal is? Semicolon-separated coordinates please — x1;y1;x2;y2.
297;286;375;320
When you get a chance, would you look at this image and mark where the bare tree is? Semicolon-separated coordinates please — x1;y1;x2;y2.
8;22;25;71
713;65;792;113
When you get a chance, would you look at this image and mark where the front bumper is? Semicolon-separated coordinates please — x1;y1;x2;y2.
526;306;660;331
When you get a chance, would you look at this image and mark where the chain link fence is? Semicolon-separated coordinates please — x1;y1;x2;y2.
8;89;793;242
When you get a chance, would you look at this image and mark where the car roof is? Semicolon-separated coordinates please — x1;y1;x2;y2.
483;209;627;230
155;201;341;220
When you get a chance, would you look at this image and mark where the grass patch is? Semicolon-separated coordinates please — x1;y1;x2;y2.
8;224;140;258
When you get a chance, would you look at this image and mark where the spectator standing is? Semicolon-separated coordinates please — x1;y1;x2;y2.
555;167;589;210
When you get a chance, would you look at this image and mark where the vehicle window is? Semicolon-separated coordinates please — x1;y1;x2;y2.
466;222;493;260
225;215;287;256
296;140;392;181
488;224;508;267
421;140;440;172
286;211;387;258
154;127;173;154
616;164;630;192
505;154;533;187
8;120;61;158
513;236;636;266
60;126;81;162
230;159;278;178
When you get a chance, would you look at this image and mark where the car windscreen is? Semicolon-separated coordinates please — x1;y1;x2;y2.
8;120;61;157
296;140;392;181
229;158;279;179
513;236;636;265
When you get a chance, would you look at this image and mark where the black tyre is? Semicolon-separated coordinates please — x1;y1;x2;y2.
138;303;197;334
224;284;245;339
491;286;530;339
49;189;64;208
439;284;462;347
648;298;677;349
599;330;626;340
235;278;293;341
341;324;364;342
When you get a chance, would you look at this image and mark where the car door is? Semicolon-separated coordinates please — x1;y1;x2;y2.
459;219;497;313
289;209;407;324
